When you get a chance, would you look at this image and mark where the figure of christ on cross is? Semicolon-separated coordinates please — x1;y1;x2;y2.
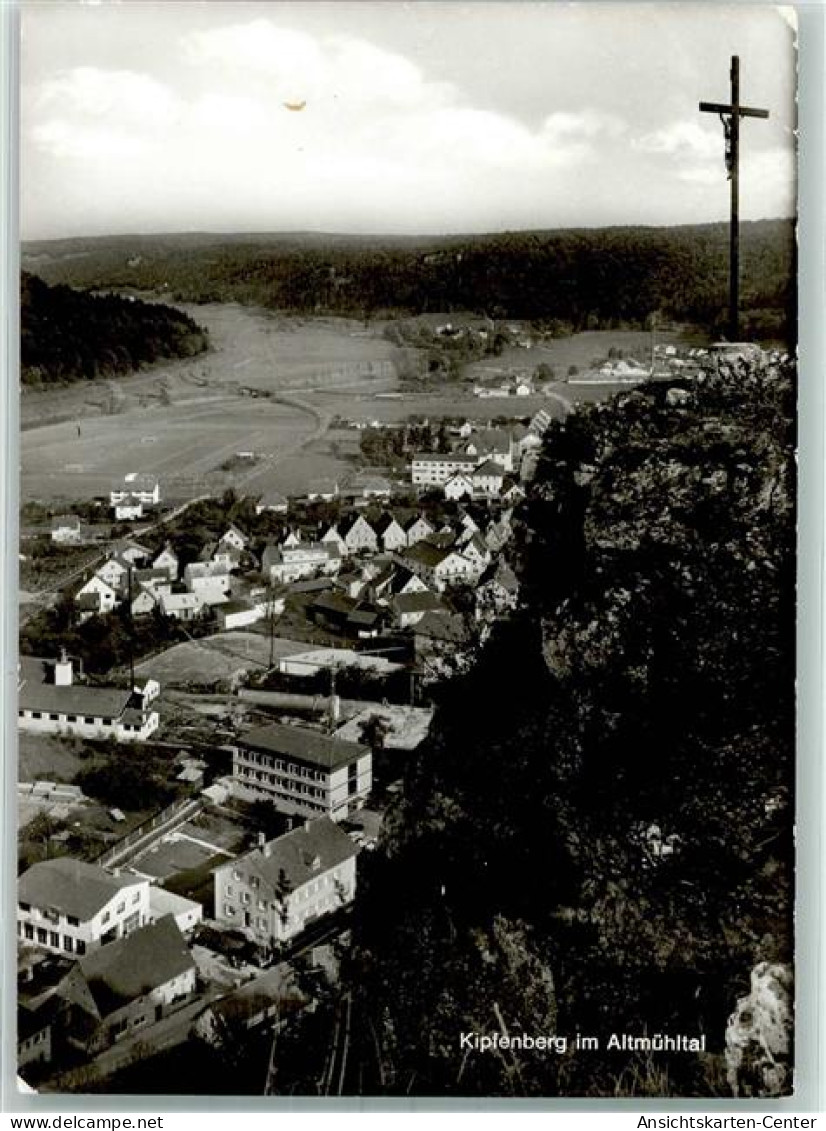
700;55;769;341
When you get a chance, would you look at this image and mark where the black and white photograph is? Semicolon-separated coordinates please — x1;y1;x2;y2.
14;1;798;1101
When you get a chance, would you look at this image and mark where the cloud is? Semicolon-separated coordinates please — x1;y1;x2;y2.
634;120;721;161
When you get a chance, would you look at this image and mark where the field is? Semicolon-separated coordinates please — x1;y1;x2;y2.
20;305;673;506
134;631;319;688
20;303;402;504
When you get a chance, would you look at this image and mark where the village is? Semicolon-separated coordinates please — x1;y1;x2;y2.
16;406;541;1090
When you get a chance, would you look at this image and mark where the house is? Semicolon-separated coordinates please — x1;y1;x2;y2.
352;474;393;500
340;514;379;556
309;592;386;638
321;524;348;556
50;515;82;545
307;478;339;501
74;574;120;617
198;540;242;571
373;514;407;553
216;599;266;632
231;722;372;821
389;590;447;628
17;654;160;743
214;819;358;945
471;460;506;498
194;962;305;1043
17;857;150;957
515;379;533;396
52;916;196;1055
94;555;131;592
501;479;527;504
255;492;289;516
463;430;514;472
462;531;492;571
130;584;160;617
485;517;513;552
158;591;205;621
220;524;248;552
263;542;342;584
282;529;302;548
476;559;520;620
113;501;143;522
152;544;179;580
110;473;161;509
184;561;232;605
444;473;474;500
396;542;480;592
18;1000;56;1070
112;540;151;567
411;452;477;487
402;514;436;546
147;887;203;935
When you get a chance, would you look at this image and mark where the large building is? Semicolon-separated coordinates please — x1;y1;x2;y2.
411;452;477;488
110;473;161;509
17;857;150;957
17;654;160;743
262;542;342;584
214;818;358;945
231;722;372;821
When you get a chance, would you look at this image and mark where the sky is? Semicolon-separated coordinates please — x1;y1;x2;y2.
20;2;797;240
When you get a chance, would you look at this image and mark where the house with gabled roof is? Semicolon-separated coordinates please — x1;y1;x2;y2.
220;524;248;552
74;574;120;618
214;818;358;945
444;472;474;500
389;590;447;628
373;513;407;553
52;915;196;1054
402;514;435;546
340;514;378;556
463;429;514;472
152;544;179;581
17;857;150;958
471;459;506;498
94;555;131;593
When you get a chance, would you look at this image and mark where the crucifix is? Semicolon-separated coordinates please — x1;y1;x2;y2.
699;56;769;340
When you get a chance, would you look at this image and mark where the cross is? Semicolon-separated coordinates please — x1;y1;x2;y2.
699;56;769;340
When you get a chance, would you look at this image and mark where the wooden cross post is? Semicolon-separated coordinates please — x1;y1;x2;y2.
699;56;769;340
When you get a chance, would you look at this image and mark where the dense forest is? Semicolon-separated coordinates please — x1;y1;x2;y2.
20;272;209;387
22;219;796;341
266;354;796;1097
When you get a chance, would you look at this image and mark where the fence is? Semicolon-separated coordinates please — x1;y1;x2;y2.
95;795;203;869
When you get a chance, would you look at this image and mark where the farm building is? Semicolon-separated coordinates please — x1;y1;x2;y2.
17;654;160;743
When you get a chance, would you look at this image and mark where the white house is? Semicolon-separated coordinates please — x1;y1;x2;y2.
50;515;82;545
411;452;477;488
374;514;407;553
214;818;358;945
17;857;150;957
220;525;248;552
341;514;378;556
403;515;436;546
159;591;205;621
184;561;232;605
397;542;480;592
17;654;160;742
153;545;179;580
463;430;514;472
471;459;506;498
113;502;143;522
255;492;289;516
444;473;474;500
230;722;372;821
147;887;203;934
74;574;120;617
95;556;131;592
263;542;342;585
321;525;348;556
110;473;161;508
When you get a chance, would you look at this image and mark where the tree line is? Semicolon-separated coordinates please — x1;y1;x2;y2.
21;272;209;387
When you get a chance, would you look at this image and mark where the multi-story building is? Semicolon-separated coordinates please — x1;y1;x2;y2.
231;722;372;821
262;542;342;584
17;857;151;957
17;654;160;742
110;473;161;509
213;818;358;945
183;561;232;605
411;452;477;488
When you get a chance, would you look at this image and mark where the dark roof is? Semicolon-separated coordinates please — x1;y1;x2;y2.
18;858;142;921
18;658;133;718
220;599;256;615
402;541;450;568
374;513;403;536
466;430;510;454
474;459;505;477
78;916;194;1018
392;591;445;614
221;818;357;893
413;612;472;643
238;722;369;770
413;452;476;464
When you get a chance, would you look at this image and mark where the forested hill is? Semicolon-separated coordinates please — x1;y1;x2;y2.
22;219;795;340
271;356;796;1098
20;272;209;388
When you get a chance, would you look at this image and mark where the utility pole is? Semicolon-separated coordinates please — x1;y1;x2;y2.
700;56;769;341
